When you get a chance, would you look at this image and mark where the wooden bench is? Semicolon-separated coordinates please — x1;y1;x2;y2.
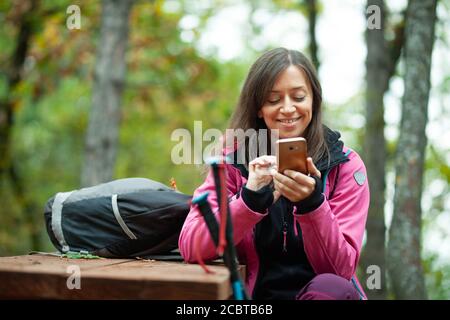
0;254;245;299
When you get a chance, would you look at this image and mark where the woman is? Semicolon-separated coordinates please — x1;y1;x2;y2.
178;47;370;300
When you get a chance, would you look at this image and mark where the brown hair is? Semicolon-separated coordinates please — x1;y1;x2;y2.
227;47;329;166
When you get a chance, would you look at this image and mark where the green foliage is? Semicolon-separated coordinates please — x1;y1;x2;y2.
61;251;102;259
423;252;450;299
323;91;366;156
116;1;250;193
0;0;249;255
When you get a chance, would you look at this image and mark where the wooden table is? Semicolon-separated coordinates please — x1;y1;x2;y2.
0;254;245;299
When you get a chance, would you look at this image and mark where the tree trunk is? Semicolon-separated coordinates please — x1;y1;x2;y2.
387;0;437;300
81;0;133;187
305;0;320;71
0;0;37;178
0;0;41;251
361;0;404;300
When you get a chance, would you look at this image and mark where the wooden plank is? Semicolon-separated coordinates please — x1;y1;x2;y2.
0;255;244;300
0;254;134;300
0;254;133;273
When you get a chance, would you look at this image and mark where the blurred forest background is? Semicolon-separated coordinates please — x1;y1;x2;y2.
0;0;449;299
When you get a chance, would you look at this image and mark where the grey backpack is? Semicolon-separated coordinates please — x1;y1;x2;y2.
44;178;191;258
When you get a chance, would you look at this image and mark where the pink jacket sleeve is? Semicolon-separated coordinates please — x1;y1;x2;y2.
178;165;267;263
294;150;370;280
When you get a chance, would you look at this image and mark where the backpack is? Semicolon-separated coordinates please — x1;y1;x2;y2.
44;178;192;258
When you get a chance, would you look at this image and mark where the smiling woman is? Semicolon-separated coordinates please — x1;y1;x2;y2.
228;48;326;164
258;65;313;139
178;47;370;301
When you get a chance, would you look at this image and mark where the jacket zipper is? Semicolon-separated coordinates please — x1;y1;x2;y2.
282;220;288;253
282;205;288;253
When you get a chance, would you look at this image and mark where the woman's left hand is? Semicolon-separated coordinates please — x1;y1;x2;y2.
272;157;321;203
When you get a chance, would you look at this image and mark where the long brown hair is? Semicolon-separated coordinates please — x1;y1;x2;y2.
227;47;329;166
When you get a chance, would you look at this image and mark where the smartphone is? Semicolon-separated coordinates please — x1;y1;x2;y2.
276;137;308;174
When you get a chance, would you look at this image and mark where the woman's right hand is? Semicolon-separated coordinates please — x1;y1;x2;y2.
246;155;281;202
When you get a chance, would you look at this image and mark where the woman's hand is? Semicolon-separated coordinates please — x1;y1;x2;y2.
272;157;321;203
246;155;281;203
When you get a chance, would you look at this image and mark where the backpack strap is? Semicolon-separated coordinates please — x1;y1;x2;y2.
112;194;138;240
51;191;74;253
344;149;352;157
351;276;365;300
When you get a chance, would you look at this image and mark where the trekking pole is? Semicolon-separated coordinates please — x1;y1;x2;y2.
208;158;248;300
192;191;243;299
191;192;219;247
192;188;248;300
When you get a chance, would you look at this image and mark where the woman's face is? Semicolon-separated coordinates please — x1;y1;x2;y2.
258;65;313;139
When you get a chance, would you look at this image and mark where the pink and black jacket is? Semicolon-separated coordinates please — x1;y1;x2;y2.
179;126;370;299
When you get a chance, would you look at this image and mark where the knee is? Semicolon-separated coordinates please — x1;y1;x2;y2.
297;273;360;300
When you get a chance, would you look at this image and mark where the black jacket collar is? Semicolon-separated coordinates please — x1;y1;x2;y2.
315;125;349;173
